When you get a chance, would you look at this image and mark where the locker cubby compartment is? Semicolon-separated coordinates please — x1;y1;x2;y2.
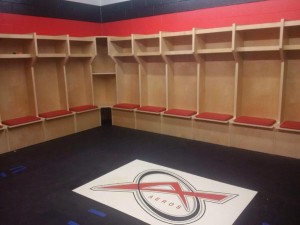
161;31;194;55
92;37;115;74
133;34;160;56
65;58;95;110
0;59;42;127
34;58;71;119
196;53;235;123
139;55;166;110
108;36;133;57
234;51;281;128
165;54;198;115
283;21;300;50
93;74;117;107
36;35;68;57
0;34;35;58
69;37;96;57
235;22;282;52
115;56;140;106
279;51;300;132
195;27;233;54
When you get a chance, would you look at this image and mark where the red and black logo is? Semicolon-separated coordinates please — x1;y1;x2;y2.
91;170;237;224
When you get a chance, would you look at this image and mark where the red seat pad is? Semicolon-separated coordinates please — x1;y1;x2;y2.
164;109;197;117
196;112;233;121
69;105;98;112
280;121;300;130
113;103;140;110
137;106;166;113
2;116;41;126
234;116;276;126
39;110;73;119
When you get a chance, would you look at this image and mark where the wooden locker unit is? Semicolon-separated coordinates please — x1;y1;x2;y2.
108;36;133;57
132;34;165;133
161;31;197;139
0;126;9;154
0;33;45;151
230;22;282;154
34;35;75;141
66;37;100;132
274;20;300;158
92;37;117;108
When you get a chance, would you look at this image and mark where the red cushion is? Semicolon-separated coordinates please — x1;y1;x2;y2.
137;106;166;113
70;105;98;112
280;121;300;131
196;112;233;121
164;109;197;117
2;116;41;127
234;116;276;127
113;103;140;110
39;110;73;119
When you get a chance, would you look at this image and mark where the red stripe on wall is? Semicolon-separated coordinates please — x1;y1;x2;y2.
0;0;300;36
0;13;101;36
100;0;300;36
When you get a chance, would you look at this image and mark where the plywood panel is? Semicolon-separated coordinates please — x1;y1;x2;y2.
112;109;135;129
66;58;93;107
44;116;75;141
75;110;100;132
0;130;9;154
238;52;281;119
93;75;117;107
136;112;162;134
0;59;36;120
161;116;193;139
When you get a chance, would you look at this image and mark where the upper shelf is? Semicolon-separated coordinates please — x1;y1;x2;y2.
108;36;133;57
68;37;96;58
0;33;35;58
36;35;68;58
133;34;161;56
283;20;300;51
161;31;194;55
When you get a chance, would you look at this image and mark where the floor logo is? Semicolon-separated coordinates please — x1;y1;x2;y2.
91;169;237;224
73;160;257;225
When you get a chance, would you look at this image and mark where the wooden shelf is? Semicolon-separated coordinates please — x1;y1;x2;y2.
69;37;96;57
0;33;35;58
133;34;160;56
235;22;281;51
195;26;233;54
283;20;300;50
161;31;194;54
108;36;133;57
36;35;68;57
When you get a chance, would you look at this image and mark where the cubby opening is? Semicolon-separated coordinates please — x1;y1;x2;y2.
197;53;235;122
165;54;198;113
235;25;281;51
115;56;140;105
93;74;117;107
0;34;35;58
283;22;300;50
34;58;69;116
235;51;281;127
139;55;166;109
109;37;132;56
162;32;193;54
69;38;95;57
134;35;160;55
195;28;233;53
36;36;68;57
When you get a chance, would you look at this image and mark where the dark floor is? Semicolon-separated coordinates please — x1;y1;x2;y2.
0;125;299;225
